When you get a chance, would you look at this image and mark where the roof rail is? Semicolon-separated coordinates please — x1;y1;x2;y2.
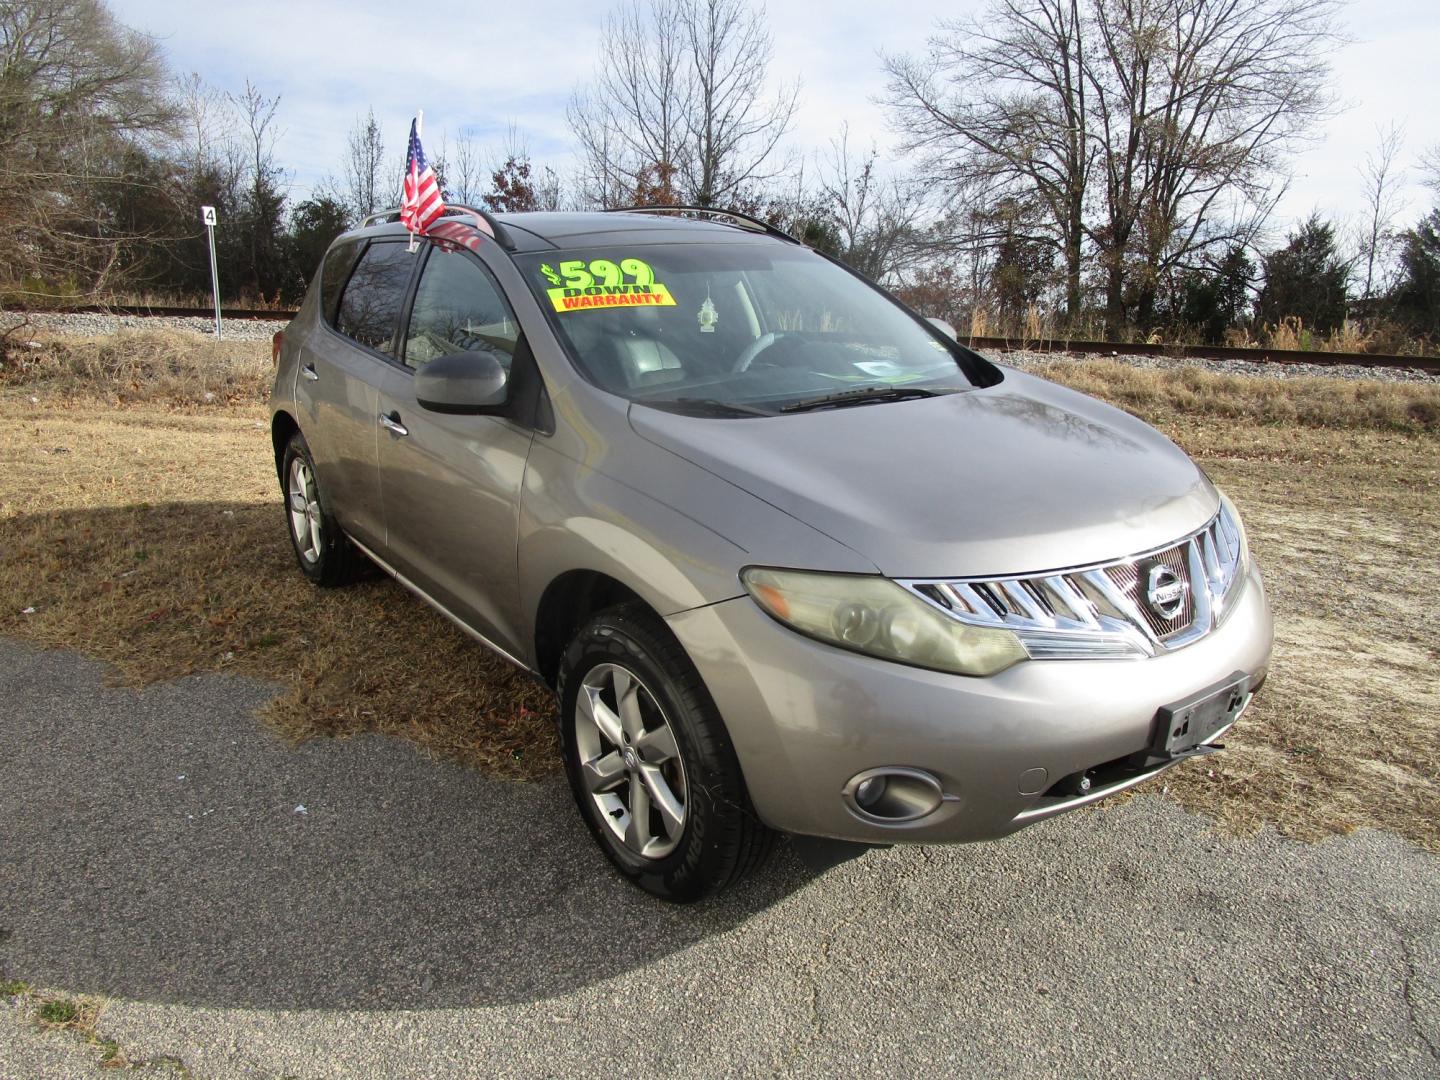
603;205;802;245
359;203;514;250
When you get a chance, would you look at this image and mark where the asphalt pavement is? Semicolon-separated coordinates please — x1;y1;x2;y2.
1;638;1436;1078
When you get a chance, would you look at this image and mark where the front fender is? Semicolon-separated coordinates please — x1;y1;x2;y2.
515;422;882;672
517;442;750;648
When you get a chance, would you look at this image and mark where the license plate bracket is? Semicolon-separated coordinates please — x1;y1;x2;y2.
1153;672;1250;755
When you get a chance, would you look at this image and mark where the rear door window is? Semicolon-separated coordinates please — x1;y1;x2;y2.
335;242;414;356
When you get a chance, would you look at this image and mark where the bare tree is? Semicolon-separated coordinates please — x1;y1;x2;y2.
159;72;245;290
885;0;1091;320
813;127;926;281
230;80;287;297
885;0;1342;336
1419;143;1440;198
0;0;174;294
681;0;798;206
569;0;796;208
170;73;244;214
343;108;388;219
1086;0;1340;332
449;132;486;204
534;165;566;211
1356;123;1406;300
232;81;281;196
569;0;690;206
172;72;237;178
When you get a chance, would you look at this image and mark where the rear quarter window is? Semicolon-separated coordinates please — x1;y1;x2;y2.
319;240;362;326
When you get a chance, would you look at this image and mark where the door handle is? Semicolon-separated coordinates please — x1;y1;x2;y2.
379;411;409;437
301;363;319;381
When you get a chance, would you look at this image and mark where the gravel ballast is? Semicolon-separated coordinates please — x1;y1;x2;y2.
7;311;1438;383
11;311;283;343
994;347;1440;384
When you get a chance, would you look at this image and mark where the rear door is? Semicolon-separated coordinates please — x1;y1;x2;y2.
372;242;537;658
294;239;417;550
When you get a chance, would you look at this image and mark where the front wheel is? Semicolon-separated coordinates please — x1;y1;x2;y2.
558;603;775;902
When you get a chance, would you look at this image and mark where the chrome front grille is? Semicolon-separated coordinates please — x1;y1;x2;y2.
901;503;1247;661
1104;541;1193;638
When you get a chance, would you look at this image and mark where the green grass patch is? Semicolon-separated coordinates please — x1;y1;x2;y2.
38;997;79;1025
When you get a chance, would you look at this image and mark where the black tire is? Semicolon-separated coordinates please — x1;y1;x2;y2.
557;603;775;902
280;431;365;587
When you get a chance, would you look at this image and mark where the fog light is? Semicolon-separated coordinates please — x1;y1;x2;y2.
843;768;946;824
855;775;888;809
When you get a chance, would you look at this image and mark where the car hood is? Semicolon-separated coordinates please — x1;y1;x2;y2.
627;368;1218;578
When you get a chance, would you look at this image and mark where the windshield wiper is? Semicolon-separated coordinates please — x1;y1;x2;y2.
647;397;774;418
778;385;945;414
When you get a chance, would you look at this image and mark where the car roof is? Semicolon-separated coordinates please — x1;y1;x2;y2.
341;210;788;253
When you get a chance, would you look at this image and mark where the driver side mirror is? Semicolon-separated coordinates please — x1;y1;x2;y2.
926;317;959;341
414;351;509;414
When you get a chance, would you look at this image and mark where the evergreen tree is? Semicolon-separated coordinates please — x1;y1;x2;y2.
287;195;351;297
1255;216;1351;334
1179;245;1255;343
1391;209;1440;340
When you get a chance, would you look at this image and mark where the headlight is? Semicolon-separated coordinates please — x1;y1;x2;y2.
1217;489;1249;565
741;568;1028;677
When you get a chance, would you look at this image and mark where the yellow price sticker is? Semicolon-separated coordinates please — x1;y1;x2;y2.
547;283;677;312
538;257;673;313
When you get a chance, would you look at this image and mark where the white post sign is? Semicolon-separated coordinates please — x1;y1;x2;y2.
201;205;221;339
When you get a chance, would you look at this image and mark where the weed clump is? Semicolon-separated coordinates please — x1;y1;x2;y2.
37;998;79;1025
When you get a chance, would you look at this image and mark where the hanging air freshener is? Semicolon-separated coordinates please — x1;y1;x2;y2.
697;290;719;333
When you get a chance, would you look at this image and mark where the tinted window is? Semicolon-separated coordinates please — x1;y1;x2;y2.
402;248;521;371
335;242;414;355
319;240;362;325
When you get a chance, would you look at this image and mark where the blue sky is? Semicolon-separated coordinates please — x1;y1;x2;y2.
111;0;1440;240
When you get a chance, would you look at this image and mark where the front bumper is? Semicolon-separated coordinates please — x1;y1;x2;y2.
665;563;1272;844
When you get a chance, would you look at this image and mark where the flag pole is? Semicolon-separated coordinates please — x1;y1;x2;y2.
407;109;424;253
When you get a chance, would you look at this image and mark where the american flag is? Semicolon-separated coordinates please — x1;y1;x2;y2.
400;117;444;236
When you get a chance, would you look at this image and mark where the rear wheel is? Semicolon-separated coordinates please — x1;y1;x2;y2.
280;432;365;587
558;603;775;902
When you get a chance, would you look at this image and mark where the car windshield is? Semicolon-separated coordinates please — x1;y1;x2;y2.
516;243;987;416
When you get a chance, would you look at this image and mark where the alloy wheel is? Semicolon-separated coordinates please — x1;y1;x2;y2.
574;662;688;859
287;457;323;564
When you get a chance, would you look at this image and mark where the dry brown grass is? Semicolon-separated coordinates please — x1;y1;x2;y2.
0;397;554;778
0;330;273;408
1255;316;1376;354
0;339;1436;849
1151;421;1439;850
1037;358;1440;434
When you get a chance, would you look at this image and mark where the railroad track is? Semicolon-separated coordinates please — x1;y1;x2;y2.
14;305;1439;373
20;303;296;321
966;335;1440;373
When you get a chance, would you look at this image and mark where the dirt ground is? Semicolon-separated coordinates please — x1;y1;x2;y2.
1;350;1436;850
1155;419;1438;848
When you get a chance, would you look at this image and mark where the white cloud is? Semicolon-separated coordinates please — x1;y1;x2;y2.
110;0;1440;233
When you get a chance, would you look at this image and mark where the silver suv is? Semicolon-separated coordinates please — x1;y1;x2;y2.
271;205;1272;902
